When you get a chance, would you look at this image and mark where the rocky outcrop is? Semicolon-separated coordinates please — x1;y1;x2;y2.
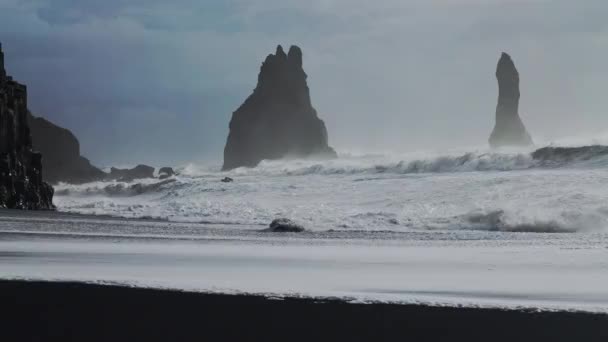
109;164;155;182
263;218;305;233
158;167;175;180
0;43;54;209
28;114;105;184
489;53;533;148
28;115;173;184
223;45;336;170
532;145;608;163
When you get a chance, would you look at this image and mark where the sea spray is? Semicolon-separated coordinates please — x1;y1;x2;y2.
53;146;608;233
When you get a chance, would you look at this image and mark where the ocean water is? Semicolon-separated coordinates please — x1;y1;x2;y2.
3;145;608;311
53;145;608;233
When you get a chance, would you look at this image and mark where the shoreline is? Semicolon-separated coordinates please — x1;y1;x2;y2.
0;206;592;238
1;280;607;341
3;209;608;315
0;207;176;224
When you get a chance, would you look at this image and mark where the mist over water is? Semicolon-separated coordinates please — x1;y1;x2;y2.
53;138;608;234
3;1;608;166
3;0;608;235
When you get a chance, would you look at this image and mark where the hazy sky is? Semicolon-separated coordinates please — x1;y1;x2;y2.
1;0;607;166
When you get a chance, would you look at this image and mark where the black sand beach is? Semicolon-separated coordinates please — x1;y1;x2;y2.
1;280;606;342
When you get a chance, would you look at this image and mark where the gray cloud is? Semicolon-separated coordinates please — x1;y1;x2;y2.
1;0;608;166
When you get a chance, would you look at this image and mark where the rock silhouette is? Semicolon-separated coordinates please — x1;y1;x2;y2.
158;167;175;180
489;53;533;148
0;43;54;209
109;165;155;182
28;114;105;184
29;115;173;184
223;45;336;170
264;218;305;233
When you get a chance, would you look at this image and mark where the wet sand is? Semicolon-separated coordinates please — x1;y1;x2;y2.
1;280;607;342
2;208;608;312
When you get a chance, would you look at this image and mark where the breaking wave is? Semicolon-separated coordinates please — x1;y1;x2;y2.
532;145;608;165
217;145;608;177
459;208;608;233
55;179;179;197
52;144;608;233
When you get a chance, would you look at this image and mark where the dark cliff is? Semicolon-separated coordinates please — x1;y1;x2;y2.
489;53;533;148
223;45;336;170
0;44;54;209
28;115;161;184
28;114;105;184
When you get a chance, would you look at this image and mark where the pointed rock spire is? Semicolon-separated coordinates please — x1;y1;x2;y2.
223;44;336;170
287;45;303;69
496;53;519;103
275;45;287;60
489;52;533;148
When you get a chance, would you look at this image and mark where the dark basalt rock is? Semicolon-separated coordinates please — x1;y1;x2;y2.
532;145;608;163
109;164;155;182
264;218;305;233
0;43;54;209
28;114;163;184
28;114;105;184
158;167;175;180
489;53;533;148
223;45;336;170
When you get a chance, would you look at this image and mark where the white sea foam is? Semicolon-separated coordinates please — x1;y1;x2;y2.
53;146;608;232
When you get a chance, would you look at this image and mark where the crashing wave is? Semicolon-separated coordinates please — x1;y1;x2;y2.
55;179;178;197
51;144;608;234
222;145;608;177
462;210;578;233
224;152;534;177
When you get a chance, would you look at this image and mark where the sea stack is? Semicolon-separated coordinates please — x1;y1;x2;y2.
28;114;105;184
0;43;54;209
222;45;336;170
489;53;533;148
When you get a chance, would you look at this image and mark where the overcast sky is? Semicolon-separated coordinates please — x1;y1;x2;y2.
1;0;607;166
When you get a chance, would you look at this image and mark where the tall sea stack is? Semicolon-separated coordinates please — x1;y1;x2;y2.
223;45;336;170
0;44;54;209
489;53;533;148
